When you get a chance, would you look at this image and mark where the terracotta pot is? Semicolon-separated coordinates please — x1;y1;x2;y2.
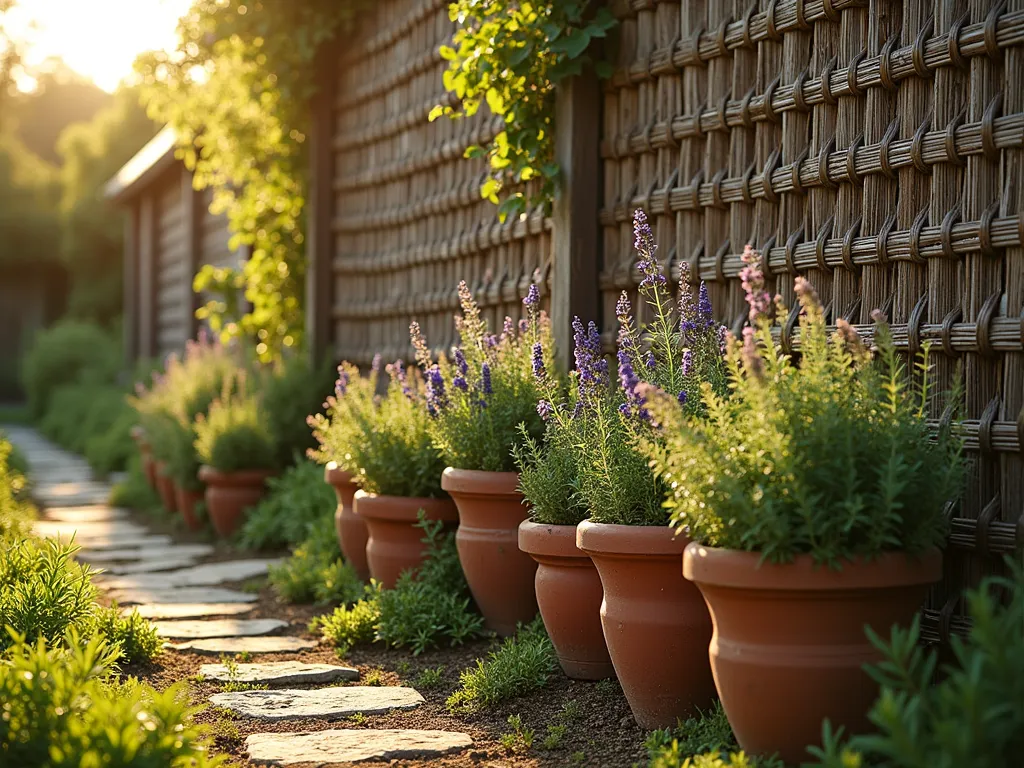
353;490;458;588
518;520;614;680
325;462;369;580
174;483;205;532
442;468;538;636
576;520;715;729
141;449;158;490
198;466;272;537
683;543;942;765
154;462;178;513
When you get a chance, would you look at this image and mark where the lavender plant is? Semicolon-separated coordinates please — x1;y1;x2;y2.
410;281;555;473
308;358;446;498
516;210;727;527
646;248;963;566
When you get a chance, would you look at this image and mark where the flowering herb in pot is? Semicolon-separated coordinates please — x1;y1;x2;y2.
647;249;965;763
572;209;726;728
194;378;277;537
310;359;455;588
410;281;556;634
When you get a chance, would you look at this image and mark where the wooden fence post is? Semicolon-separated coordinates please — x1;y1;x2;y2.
306;41;338;365
551;69;602;373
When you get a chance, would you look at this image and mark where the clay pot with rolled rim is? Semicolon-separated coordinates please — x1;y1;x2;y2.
174;483;205;532
353;490;458;588
683;543;942;765
154;462;178;513
576;520;715;729
442;468;538;636
324;462;369;580
518;520;614;680
198;465;272;537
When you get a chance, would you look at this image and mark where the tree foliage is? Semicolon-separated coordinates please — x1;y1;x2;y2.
134;0;364;360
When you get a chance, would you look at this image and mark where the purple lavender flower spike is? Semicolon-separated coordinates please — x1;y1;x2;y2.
682;349;693;377
518;318;529;335
335;367;350;397
371;353;382;374
481;362;492;395
633;209;665;288
426;364;447;412
697;282;714;327
454;347;468;376
523;283;540;307
531;343;545;380
740;245;771;321
718;325;728;355
645;351;656;369
389;359;414;399
615;292;631;323
537;400;553;420
502;316;514;340
453;375;469;391
485;334;498;349
677;390;688;405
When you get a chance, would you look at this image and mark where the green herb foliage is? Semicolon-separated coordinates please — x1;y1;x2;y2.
269;516;362;605
0;439;34;543
0;633;220;767
91;604;162;666
446;616;555;713
313;597;381;656
258;355;334;467
435;1;616;219
411;281;555;472
239;460;336;550
520;211;726;527
310;361;446;498
194;385;277;474
648;250;963;565
808;559;1024;768
643;701;787;768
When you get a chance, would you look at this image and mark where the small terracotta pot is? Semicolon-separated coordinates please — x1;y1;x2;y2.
442;468;539;636
353;490;458;588
684;543;942;765
325;462;369;580
198;466;272;537
576;520;715;729
154;462;178;513
174;483;205;532
518;520;614;680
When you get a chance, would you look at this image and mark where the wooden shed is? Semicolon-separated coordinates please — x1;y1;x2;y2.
306;0;1024;649
105;126;246;363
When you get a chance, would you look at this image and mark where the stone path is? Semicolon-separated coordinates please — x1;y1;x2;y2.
4;425;474;766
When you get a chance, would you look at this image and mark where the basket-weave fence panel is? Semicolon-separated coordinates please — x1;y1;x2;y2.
329;0;553;366
601;0;1023;646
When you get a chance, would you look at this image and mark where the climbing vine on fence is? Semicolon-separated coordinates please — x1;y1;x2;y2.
433;0;616;220
135;0;364;360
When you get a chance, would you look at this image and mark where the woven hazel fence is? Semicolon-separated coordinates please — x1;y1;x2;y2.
599;0;1023;645
310;0;1023;646
323;0;552;366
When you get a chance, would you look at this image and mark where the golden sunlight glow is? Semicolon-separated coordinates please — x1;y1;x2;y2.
8;0;193;92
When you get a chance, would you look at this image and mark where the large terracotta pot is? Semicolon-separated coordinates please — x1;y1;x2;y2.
198;466;272;537
518;520;614;680
353;490;458;588
325;462;369;580
683;543;942;765
154;462;178;513
442;468;538;636
576;520;715;729
174;483;205;532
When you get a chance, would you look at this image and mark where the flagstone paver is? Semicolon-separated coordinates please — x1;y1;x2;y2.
96;559;282;590
128;602;255;620
210;687;425;722
200;662;359;686
168;636;317;655
245;729;473;765
34;519;150;541
105;554;204;574
71;533;175;550
79;543;216;563
43;506;129;522
153;618;288;639
108;586;259;605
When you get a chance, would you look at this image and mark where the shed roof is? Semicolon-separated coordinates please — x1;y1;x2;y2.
104;125;180;203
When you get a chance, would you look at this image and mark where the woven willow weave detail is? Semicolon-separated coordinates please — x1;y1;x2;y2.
601;0;1023;645
330;0;552;366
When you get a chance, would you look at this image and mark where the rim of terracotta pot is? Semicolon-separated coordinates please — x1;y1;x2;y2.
353;489;458;523
682;542;943;590
324;461;356;486
519;520;589;559
197;465;274;487
441;467;521;497
576;519;689;556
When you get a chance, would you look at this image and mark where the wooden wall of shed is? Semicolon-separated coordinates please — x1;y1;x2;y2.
125;166;241;362
308;0;554;367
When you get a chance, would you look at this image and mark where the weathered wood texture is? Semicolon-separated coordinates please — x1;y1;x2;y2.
600;0;1024;646
324;0;553;365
